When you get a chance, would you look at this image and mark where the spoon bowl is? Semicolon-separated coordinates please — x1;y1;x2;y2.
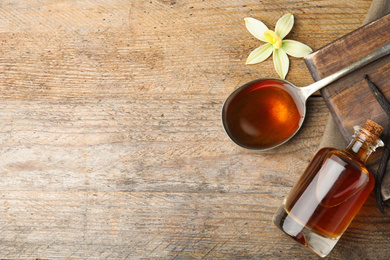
222;42;390;151
222;78;305;150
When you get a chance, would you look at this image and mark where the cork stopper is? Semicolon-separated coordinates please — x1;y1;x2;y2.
362;119;384;137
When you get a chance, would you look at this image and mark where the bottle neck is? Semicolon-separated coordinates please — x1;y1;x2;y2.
344;127;383;164
344;139;373;164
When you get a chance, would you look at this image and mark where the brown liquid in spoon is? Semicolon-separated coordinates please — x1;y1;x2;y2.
224;79;304;150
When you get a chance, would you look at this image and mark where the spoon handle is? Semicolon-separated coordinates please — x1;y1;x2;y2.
299;42;390;100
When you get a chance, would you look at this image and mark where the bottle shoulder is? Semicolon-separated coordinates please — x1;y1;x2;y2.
322;148;356;162
323;149;373;177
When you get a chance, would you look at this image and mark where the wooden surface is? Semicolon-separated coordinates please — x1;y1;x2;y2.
1;0;389;259
305;12;390;140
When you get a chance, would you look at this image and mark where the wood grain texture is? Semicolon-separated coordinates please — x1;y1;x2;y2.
305;12;390;138
1;0;389;259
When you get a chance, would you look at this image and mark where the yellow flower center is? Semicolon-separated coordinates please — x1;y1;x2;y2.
264;30;282;49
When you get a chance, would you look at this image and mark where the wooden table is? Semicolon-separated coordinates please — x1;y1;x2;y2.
0;0;389;259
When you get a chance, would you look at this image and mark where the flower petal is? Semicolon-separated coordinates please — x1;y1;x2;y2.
282;39;313;57
273;48;289;79
245;17;269;42
275;13;294;40
246;43;273;64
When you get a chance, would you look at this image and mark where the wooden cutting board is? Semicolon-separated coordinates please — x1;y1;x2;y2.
304;12;390;199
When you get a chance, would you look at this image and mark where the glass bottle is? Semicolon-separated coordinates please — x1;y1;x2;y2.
273;120;384;257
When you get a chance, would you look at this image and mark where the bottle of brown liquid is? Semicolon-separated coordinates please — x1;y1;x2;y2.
273;120;384;257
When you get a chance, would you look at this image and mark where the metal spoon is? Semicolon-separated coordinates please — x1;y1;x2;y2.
222;42;390;151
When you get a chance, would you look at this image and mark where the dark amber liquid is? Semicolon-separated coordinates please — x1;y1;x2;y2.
284;148;375;239
223;79;304;150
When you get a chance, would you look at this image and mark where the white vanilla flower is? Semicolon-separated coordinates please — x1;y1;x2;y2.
245;13;313;79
